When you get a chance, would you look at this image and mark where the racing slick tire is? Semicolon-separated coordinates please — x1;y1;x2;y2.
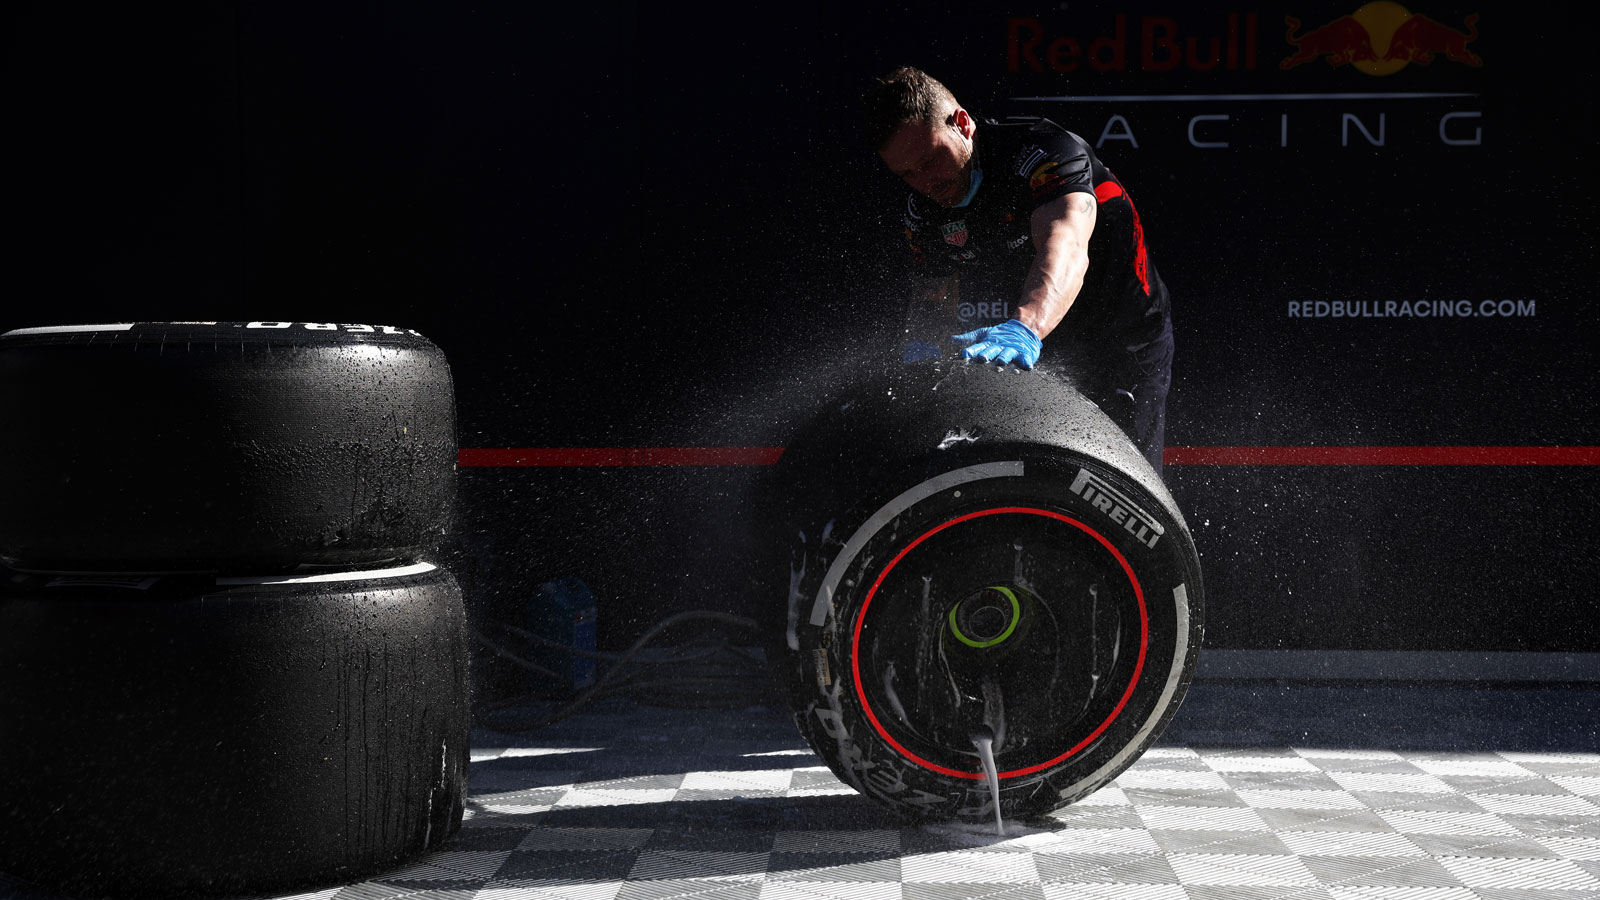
0;562;470;896
767;359;1203;823
0;321;456;574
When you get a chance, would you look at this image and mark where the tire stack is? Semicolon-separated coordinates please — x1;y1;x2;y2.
764;359;1204;823
0;322;469;896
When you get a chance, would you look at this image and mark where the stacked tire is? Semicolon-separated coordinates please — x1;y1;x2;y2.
764;360;1204;824
0;322;469;896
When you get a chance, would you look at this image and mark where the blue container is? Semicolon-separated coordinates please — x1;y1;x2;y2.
529;577;598;692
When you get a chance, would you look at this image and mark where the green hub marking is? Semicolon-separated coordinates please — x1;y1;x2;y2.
947;585;1022;649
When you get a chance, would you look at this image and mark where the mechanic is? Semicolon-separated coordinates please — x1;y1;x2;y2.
863;66;1174;474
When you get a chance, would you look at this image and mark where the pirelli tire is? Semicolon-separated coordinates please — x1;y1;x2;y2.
0;562;470;897
769;360;1203;823
0;321;456;574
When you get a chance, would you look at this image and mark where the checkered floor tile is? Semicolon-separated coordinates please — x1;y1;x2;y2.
4;686;1598;900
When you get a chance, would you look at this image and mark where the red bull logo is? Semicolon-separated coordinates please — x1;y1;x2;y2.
1283;2;1481;75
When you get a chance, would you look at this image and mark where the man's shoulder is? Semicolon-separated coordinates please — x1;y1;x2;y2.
980;115;1084;145
981;116;1093;175
980;114;1067;133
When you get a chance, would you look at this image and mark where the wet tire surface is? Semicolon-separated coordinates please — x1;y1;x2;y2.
766;361;1203;823
0;322;456;574
0;564;470;896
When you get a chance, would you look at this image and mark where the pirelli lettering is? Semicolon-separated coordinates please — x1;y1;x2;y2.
1070;468;1164;549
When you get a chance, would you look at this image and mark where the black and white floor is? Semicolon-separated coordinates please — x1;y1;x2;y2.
4;667;1598;900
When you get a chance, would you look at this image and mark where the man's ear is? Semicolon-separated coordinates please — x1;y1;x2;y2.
950;108;975;138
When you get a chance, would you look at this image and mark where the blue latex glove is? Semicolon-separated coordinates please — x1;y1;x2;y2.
952;319;1042;369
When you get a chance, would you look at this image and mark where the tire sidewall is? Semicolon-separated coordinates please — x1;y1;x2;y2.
0;564;471;894
781;444;1202;821
0;322;457;573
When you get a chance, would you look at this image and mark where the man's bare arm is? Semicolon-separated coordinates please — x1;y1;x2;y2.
1015;192;1096;340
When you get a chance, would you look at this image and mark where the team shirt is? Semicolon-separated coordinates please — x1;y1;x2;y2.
899;116;1170;368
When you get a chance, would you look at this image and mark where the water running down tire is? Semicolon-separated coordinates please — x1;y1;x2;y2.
0;322;456;574
0;563;470;896
768;360;1203;822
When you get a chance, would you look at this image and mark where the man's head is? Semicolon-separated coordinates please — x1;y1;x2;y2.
863;67;977;208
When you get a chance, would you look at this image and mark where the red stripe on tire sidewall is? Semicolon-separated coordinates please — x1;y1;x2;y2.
849;506;1149;781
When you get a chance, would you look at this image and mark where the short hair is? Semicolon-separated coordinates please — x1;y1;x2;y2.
862;67;961;151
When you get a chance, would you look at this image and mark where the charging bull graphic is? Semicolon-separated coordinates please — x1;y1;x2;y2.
1281;15;1378;68
1385;12;1482;66
1282;4;1482;72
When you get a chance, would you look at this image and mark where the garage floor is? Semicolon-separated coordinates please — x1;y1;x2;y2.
3;679;1598;900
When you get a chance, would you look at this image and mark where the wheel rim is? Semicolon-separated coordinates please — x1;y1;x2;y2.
851;506;1149;780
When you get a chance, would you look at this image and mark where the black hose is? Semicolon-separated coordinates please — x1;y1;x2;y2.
470;627;563;680
485;619;756;667
471;609;760;732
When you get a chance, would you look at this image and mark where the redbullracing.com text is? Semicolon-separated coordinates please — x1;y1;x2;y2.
1288;299;1536;319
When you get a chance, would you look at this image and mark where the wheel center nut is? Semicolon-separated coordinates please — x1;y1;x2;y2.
948;585;1022;648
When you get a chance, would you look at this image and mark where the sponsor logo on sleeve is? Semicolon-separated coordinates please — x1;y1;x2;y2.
1028;161;1072;199
1028;161;1063;191
1015;147;1047;176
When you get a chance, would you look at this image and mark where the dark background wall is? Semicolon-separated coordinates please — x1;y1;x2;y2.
4;2;1595;672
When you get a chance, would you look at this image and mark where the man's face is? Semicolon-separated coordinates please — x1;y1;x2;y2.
879;110;976;208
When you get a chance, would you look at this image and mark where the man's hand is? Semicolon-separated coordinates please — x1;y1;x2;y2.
951;319;1042;369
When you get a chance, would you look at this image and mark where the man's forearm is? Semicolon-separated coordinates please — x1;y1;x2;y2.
1016;241;1087;340
1016;194;1095;340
